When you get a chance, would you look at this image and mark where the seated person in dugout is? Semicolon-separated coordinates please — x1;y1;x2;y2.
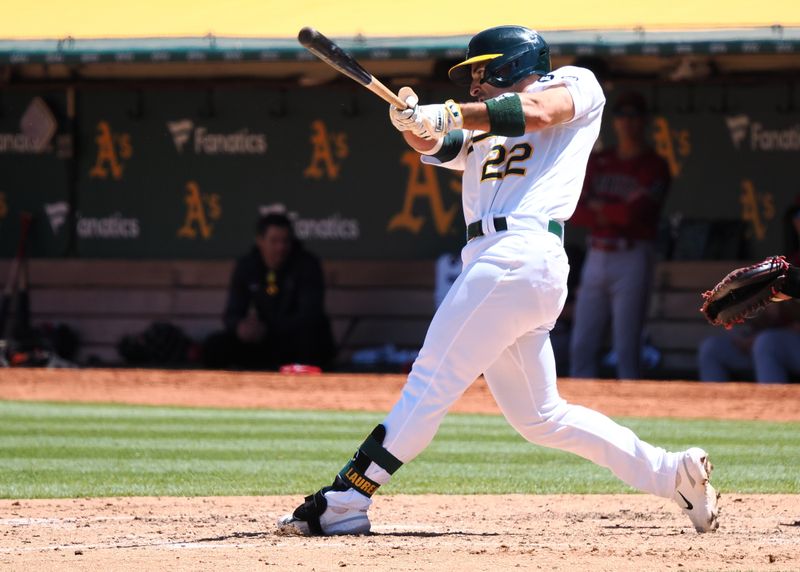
202;213;335;370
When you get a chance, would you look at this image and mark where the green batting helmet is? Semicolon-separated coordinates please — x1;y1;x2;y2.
448;25;551;88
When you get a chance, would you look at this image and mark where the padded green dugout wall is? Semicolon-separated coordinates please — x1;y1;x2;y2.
0;81;798;259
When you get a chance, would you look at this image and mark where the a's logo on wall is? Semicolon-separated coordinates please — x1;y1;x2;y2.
303;120;349;180
177;181;222;240
725;115;800;152
725;115;750;150
89;121;133;180
166;119;267;155
652;117;691;177
388;150;461;236
45;201;70;234
740;179;775;241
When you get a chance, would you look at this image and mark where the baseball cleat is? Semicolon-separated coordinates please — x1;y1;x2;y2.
673;447;720;532
276;489;371;536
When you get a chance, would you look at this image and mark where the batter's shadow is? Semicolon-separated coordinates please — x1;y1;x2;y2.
108;531;272;550
374;531;504;538
600;524;684;534
194;531;271;542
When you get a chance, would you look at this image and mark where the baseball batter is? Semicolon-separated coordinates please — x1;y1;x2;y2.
278;25;719;536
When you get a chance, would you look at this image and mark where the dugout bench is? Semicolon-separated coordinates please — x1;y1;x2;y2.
0;258;736;378
0;259;435;369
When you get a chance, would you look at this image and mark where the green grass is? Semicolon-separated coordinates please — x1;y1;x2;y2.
0;400;798;498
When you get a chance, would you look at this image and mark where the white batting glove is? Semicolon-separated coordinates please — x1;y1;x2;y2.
417;100;464;140
389;87;427;136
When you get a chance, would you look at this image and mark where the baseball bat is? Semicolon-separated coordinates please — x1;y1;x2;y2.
0;212;33;345
297;27;408;110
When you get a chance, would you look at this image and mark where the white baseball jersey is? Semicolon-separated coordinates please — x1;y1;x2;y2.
421;66;605;225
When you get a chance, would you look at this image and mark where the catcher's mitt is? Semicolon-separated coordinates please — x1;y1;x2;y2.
700;255;790;329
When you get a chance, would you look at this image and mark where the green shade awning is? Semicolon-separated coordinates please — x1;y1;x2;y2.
2;27;799;64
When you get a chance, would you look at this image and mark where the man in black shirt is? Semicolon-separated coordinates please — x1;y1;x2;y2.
202;213;335;370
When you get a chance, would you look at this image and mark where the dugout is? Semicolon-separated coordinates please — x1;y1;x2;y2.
1;4;799;374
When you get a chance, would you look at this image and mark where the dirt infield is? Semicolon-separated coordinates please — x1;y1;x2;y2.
1;369;799;571
3;494;799;571
2;368;800;420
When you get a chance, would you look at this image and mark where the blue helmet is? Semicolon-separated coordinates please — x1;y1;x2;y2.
448;25;551;88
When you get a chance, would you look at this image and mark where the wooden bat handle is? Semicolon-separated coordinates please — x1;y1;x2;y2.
366;78;408;109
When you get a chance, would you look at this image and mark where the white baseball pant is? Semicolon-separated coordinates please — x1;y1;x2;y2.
374;228;679;499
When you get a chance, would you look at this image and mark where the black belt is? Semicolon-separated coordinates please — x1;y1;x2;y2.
466;217;563;242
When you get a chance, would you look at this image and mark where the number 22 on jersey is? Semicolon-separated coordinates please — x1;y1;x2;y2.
480;143;533;182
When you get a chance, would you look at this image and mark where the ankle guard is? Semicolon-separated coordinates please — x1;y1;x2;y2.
337;424;403;498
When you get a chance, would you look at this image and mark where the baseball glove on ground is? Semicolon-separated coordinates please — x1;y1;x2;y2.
700;255;790;329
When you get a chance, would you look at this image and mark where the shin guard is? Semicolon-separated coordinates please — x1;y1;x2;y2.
336;424;403;497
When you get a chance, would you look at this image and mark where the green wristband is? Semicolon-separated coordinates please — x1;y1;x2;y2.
484;93;526;137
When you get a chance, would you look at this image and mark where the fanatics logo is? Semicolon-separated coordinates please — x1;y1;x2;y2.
44;201;69;234
167;119;194;153
725;114;800;151
725;115;749;150
166;119;268;155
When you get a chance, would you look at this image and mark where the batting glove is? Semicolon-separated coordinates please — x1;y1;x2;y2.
417;100;464;140
389;87;429;137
